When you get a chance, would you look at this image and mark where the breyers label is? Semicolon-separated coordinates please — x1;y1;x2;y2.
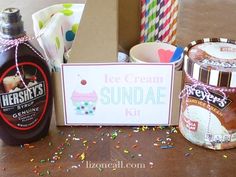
0;62;49;130
186;85;232;109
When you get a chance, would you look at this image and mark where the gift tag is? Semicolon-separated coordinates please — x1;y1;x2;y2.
61;63;174;126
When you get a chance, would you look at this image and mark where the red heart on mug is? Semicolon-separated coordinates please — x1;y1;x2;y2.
157;49;174;63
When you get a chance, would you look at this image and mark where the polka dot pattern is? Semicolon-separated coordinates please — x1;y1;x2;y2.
72;24;79;33
75;101;96;115
63;4;73;8
38;20;44;29
60;9;73;16
66;31;75;41
55;37;60;49
65;23;79;42
32;3;85;69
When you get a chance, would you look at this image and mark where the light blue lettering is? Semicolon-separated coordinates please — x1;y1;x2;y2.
122;87;133;104
133;87;143;105
110;87;121;105
145;87;156;104
100;87;166;105
100;87;110;104
156;87;166;104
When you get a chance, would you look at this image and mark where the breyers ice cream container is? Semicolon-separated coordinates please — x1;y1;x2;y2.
179;38;236;150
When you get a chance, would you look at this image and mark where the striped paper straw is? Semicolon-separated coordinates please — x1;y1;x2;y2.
158;0;171;41
155;0;161;41
152;0;158;42
140;0;146;42
147;0;157;42
169;0;178;44
140;0;179;43
157;0;165;41
161;0;172;43
144;0;151;42
167;0;175;43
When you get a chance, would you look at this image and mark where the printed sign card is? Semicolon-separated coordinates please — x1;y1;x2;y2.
61;64;174;125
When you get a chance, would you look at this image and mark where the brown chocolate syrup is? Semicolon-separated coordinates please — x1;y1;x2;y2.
0;8;52;145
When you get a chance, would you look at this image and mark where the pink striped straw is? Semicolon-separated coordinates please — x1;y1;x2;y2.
140;0;146;42
159;0;171;42
161;0;172;42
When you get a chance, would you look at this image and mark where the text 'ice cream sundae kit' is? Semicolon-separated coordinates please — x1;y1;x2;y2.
0;0;236;151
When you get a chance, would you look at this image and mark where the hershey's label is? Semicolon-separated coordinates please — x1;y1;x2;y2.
187;85;232;109
0;62;49;131
0;82;45;108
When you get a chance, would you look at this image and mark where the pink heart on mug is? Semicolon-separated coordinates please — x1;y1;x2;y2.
157;49;174;63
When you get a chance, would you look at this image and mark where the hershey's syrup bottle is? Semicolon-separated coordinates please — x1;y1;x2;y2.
0;8;53;145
